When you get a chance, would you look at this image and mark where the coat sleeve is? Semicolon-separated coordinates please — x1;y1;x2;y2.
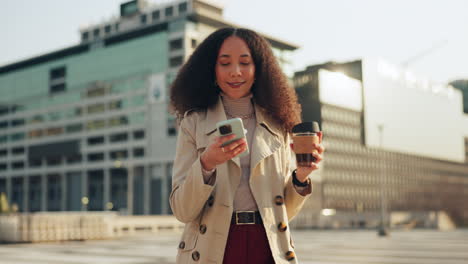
283;134;312;221
169;115;215;223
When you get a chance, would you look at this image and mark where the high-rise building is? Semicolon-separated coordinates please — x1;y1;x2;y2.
0;0;298;215
293;59;468;227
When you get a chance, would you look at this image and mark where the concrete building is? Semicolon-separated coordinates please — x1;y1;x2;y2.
0;0;297;215
292;59;468;228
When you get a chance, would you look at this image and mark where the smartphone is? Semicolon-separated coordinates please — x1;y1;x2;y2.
216;118;249;157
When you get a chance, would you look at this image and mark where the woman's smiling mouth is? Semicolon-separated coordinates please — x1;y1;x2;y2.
227;81;246;88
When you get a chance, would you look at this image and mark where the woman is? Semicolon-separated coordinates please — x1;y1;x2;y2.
170;28;324;264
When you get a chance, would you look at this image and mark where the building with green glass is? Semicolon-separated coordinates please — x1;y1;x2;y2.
0;0;298;215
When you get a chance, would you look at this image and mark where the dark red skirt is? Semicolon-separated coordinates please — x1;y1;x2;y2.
223;223;275;264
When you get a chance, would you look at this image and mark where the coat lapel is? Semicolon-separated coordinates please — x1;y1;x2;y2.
250;104;283;173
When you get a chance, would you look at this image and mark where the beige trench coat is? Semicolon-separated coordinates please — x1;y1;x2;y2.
170;97;312;264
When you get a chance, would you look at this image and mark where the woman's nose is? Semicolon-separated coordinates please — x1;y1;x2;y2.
229;65;242;77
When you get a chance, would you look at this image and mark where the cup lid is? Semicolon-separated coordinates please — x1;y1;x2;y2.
292;121;320;133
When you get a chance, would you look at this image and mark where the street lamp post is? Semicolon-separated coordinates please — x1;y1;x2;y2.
378;124;389;236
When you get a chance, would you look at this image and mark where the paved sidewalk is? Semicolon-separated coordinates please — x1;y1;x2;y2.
0;229;467;264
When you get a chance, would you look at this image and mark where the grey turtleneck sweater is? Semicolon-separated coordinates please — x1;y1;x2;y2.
221;93;258;211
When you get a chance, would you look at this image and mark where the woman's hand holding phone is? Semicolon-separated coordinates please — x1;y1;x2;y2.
200;135;247;171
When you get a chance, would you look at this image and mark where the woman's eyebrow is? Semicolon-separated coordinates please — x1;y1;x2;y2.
218;54;251;58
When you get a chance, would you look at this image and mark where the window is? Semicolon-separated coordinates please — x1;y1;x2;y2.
12;161;24;170
88;153;104;162
86;119;106;131
170;38;183;51
12;147;24;155
11;119;25;127
110;132;128;143
0;163;6;171
66;123;83;134
49;66;66;95
66;154;82;164
140;14;147;24
128;112;145;125
86;85;108;98
108;116;128;127
133;148;144;157
88;136;105;145
167;115;177;136
110;150;128;159
10;133;25;142
82;31;89;41
93;28;100;37
46;127;63;136
120;0;139;17
29;115;44;124
50;83;66;93
75;107;82;117
152;10;160;20
28;129;43;139
51;66;65;79
0;121;8;129
46;157;61;166
133;130;145;139
0;107;8;116
48;112;61;122
108;100;122;110
178;2;187;13
87;103;106;114
29;159;41;167
115;23;120;31
169;56;183;67
0;149;7;157
191;39;197;48
105;25;111;34
165;6;173;17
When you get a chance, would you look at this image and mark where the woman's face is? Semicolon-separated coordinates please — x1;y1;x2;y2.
215;36;256;99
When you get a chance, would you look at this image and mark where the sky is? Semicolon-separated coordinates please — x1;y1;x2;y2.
1;0;468;84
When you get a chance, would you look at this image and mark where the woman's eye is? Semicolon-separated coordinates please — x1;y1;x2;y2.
241;62;251;66
219;62;230;66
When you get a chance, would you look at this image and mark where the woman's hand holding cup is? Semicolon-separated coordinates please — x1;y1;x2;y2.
291;122;325;183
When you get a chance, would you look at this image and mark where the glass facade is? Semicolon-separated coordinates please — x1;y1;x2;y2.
0;0;299;217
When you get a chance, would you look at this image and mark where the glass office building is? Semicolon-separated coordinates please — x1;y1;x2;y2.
293;59;468;227
0;0;298;215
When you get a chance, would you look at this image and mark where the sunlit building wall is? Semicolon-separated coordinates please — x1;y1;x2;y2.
0;0;297;214
293;59;468;228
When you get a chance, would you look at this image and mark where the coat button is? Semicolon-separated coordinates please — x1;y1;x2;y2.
285;251;295;261
207;195;214;206
278;222;287;232
192;251;200;261
178;241;185;249
274;195;284;205
199;224;207;234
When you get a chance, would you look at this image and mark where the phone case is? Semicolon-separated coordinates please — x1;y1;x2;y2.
216;118;249;157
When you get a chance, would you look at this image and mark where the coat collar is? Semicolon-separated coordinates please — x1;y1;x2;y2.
203;96;282;137
202;96;283;170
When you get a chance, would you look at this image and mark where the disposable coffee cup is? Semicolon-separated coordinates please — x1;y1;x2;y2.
292;122;320;167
